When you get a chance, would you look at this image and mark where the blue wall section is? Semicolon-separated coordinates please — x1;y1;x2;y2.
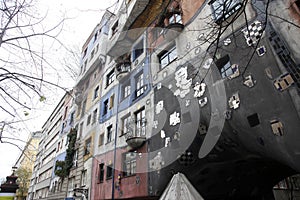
118;57;151;112
99;85;119;123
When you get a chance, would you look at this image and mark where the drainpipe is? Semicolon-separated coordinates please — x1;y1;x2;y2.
112;84;120;200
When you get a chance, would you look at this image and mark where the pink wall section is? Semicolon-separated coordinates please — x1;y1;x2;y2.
91;145;148;200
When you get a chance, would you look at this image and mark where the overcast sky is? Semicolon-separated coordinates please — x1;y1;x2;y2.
0;0;116;180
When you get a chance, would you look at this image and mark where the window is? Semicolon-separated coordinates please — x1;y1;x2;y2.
94;31;98;42
78;122;83;138
87;114;91;125
107;125;113;143
132;39;144;61
63;106;68;120
83;48;87;58
122;83;131;99
106;69;115;87
159;46;177;68
67;177;75;197
98;133;104;146
69;112;75;125
215;54;233;78
81;99;87;118
56;142;61;152
121;114;131;136
109;94;114;109
81;170;87;186
103;99;109;116
169;13;182;24
90;49;95;60
111;20;118;38
94;86;99;100
106;165;113;179
211;0;243;23
92;109;98;124
102;22;109;35
83;60;87;73
135;108;146;136
247;113;260;127
95;44;99;54
84;137;91;155
123;152;137;177
102;95;114;116
136;73;144;98
99;164;104;183
73;150;78;167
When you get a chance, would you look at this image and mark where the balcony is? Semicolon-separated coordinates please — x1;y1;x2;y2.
163;12;184;41
115;60;131;80
125;120;146;149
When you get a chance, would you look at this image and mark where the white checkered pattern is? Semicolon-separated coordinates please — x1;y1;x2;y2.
242;20;264;46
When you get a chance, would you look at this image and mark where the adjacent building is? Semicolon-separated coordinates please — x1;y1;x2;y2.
27;92;72;200
14;131;42;200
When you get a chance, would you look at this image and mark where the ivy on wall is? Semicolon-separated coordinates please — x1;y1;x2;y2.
54;128;77;179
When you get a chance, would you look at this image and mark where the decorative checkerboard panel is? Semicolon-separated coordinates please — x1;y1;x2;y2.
242;20;264;46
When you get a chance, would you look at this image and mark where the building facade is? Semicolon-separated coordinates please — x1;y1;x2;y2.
14;131;41;200
25;0;300;199
27;92;73;200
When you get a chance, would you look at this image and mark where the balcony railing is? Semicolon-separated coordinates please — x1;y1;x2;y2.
115;60;131;80
125;119;146;149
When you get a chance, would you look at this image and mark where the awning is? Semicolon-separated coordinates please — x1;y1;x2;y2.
159;173;204;200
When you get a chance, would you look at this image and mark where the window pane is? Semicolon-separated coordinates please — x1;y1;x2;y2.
122;116;130;134
169;15;175;24
136;73;144;97
160;55;169;68
169;47;177;62
123;85;130;98
175;14;182;23
136;108;146;136
159;46;176;69
212;0;242;22
131;160;136;174
123;153;137;176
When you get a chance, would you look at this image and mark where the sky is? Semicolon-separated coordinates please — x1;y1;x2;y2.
0;0;116;181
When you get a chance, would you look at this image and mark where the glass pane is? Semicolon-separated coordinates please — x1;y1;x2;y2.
175;14;182;23
131;160;136;174
160;55;169;68
169;47;177;62
169;15;175;24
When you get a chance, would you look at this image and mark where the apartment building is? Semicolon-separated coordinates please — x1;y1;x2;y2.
26;0;300;199
64;10;114;200
14;131;41;200
91;1;153;198
91;0;300;199
27;92;72;200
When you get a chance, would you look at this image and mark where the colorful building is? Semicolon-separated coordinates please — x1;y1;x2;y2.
25;0;300;199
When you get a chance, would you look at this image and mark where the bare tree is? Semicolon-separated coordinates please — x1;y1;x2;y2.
0;0;69;118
